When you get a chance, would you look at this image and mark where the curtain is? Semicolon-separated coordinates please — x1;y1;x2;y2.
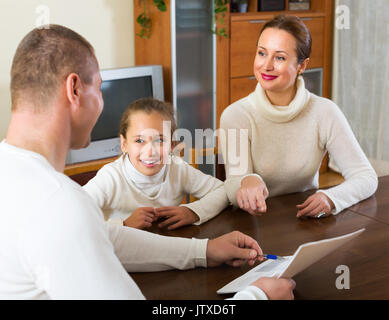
332;0;389;176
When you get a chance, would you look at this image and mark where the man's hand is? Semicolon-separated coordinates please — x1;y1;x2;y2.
237;176;269;216
251;277;296;300
154;206;199;230
206;231;264;267
296;192;335;218
123;207;155;229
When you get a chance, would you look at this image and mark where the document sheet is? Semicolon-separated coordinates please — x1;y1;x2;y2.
217;228;365;294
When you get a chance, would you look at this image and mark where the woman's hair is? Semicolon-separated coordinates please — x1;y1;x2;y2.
119;97;177;138
259;14;312;64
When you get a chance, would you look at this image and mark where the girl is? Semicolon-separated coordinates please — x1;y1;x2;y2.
83;97;228;230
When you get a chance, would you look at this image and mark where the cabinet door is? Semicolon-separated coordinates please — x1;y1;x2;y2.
230;17;325;77
230;19;266;78
301;17;324;69
230;76;258;103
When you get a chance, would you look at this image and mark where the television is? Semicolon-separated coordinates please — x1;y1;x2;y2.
66;65;164;165
302;67;323;97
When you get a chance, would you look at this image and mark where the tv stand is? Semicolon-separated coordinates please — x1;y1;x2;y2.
64;156;119;186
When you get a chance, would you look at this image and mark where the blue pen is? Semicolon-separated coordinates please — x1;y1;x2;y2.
259;254;281;260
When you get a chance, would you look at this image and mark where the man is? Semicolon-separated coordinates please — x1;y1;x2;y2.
0;25;295;299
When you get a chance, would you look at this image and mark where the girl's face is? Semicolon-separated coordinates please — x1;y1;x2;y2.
120;111;171;176
254;27;308;99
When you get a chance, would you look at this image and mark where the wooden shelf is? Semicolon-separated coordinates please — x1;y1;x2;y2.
65;0;334;183
64;156;119;176
231;11;326;21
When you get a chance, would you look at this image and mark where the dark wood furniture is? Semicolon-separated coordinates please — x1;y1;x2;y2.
130;176;389;300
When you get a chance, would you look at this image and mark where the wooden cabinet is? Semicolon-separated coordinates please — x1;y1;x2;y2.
64;0;339;186
133;0;333;125
230;76;257;103
302;17;325;68
230;19;266;78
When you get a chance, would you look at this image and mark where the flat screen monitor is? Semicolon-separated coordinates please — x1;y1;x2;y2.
66;65;164;164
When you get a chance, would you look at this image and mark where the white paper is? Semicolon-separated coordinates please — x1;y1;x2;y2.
217;228;365;294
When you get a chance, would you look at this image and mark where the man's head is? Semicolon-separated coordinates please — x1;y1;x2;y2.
11;24;98;111
10;25;103;149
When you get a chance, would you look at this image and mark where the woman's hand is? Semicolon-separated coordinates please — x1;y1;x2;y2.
236;176;269;215
296;192;335;218
123;207;155;229
154;206;199;230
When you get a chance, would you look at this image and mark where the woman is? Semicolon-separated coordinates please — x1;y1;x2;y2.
220;15;377;218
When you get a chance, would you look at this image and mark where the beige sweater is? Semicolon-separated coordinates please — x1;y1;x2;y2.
220;77;378;214
83;154;228;225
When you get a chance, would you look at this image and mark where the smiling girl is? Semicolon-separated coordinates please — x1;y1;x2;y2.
220;15;377;219
83;97;228;230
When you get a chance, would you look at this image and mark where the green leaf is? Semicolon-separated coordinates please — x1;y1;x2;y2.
153;0;167;12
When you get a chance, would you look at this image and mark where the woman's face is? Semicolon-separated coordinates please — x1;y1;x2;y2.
120;111;171;176
254;27;307;95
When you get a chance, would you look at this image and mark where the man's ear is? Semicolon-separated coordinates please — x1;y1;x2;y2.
65;73;82;107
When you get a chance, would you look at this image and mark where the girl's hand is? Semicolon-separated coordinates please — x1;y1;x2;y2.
154;206;199;230
236;176;269;216
123;207;155;229
296;192;335;218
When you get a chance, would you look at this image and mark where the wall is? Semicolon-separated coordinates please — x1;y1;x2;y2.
0;0;135;140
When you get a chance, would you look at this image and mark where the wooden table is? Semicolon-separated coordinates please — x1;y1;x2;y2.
130;177;389;300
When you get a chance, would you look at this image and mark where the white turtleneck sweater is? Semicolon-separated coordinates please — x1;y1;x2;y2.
0;140;267;300
83;154;229;225
220;77;378;214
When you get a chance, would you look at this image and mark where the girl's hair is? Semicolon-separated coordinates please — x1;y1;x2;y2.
119;97;177;138
259;14;312;64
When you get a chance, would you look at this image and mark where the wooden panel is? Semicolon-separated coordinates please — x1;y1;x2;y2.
216;5;230;128
231;11;325;22
64;156;119;176
308;0;326;13
134;0;172;103
322;0;334;98
69;171;98;186
230;16;324;78
230;76;257;103
301;17;324;69
230;19;266;78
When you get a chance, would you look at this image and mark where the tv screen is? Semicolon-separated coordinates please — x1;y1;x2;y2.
92;76;153;141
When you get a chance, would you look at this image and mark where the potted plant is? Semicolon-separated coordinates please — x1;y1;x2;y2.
137;0;229;39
